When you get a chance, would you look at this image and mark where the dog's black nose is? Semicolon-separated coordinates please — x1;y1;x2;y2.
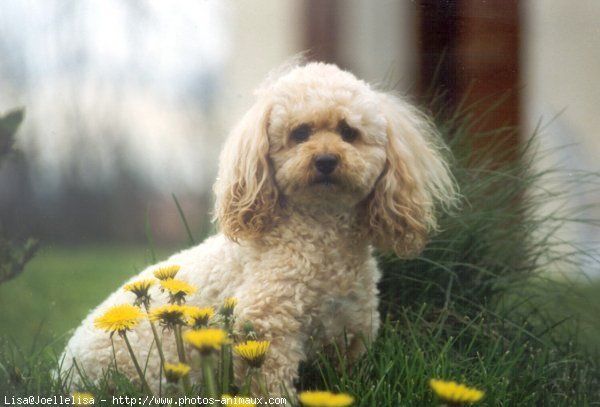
314;154;339;175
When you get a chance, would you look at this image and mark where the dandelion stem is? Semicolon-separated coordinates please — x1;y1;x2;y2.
221;343;232;395
174;325;187;363
121;331;153;395
201;354;217;405
256;370;268;397
146;317;165;397
224;316;232;333
173;325;191;393
144;304;166;367
240;367;254;396
110;336;119;372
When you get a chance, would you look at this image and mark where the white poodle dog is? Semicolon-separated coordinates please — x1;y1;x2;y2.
61;61;457;396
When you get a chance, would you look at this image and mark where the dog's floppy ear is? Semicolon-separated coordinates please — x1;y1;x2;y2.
366;94;458;257
213;99;279;241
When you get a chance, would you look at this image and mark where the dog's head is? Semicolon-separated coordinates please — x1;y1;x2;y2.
214;62;457;256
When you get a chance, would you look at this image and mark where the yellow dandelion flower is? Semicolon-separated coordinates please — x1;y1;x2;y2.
94;304;144;334
160;279;196;294
234;340;270;368
298;391;354;407
220;297;238;317
163;362;191;383
221;394;256;407
184;328;229;354
123;279;155;307
72;392;95;406
185;306;215;328
160;279;197;304
149;304;188;327
153;264;180;280
429;379;484;404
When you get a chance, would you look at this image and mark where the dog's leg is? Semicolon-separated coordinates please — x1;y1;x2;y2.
341;307;380;375
259;334;305;398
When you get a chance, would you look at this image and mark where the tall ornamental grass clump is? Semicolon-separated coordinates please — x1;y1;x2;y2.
379;92;599;316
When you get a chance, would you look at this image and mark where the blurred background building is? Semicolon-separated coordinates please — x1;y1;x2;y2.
0;0;598;274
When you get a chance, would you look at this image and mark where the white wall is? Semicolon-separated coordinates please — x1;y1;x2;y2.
219;0;418;131
218;0;303;129
339;0;417;92
524;0;600;276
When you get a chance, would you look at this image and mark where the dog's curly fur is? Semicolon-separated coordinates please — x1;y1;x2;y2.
61;62;457;395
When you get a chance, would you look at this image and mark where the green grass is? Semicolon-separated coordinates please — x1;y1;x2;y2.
303;306;600;406
2;296;599;405
0;245;171;349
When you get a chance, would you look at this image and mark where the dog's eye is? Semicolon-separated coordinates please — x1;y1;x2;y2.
338;120;359;142
290;124;312;143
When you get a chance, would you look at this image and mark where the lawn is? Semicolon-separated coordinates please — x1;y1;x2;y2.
0;244;172;349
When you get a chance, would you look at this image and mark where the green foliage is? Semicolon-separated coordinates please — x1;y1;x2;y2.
0;108;39;285
0;109;24;161
0;238;39;285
